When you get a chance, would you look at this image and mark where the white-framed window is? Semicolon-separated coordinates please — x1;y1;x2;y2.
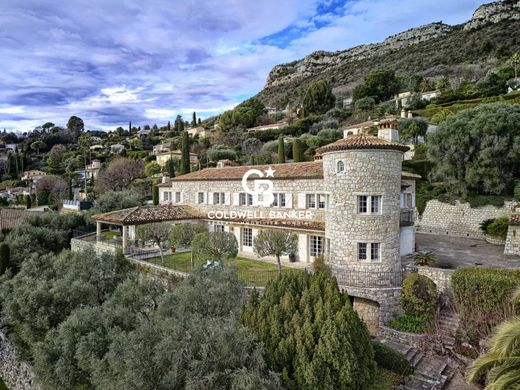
239;193;253;206
357;195;382;215
337;160;345;173
242;228;252;247
310;235;324;257
175;192;181;203
197;192;205;204
163;191;170;202
273;193;286;207
358;242;381;261
306;193;328;209
214;224;225;232
213;192;225;205
402;193;413;209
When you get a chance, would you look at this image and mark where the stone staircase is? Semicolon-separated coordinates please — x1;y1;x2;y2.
436;310;460;351
376;334;455;389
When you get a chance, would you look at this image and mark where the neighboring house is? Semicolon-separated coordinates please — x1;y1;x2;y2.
89;144;105;151
153;143;171;155
246;122;288;133
137;129;151;137
62;199;93;212
155;150;198;168
22;169;46;183
85;160;102;180
187;127;210;138
342;98;353;108
0;208;47;231
342;120;376;137
216;159;236;168
395;90;441;108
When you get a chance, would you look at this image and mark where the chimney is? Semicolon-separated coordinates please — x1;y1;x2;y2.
377;118;399;142
401;109;407;118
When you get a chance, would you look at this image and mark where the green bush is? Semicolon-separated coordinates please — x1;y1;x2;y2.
515;182;520;201
479;218;495;234
0;243;10;275
387;314;429;333
373;341;413;375
414;252;435;266
401;273;438;318
465;194;506;208
452;268;520;344
486;217;509;240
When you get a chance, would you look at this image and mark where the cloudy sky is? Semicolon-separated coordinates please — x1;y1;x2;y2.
0;0;487;131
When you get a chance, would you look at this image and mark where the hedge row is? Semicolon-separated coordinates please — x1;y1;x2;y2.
452;268;520;342
372;341;413;375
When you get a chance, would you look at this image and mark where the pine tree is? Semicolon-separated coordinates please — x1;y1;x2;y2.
179;131;190;175
292;139;304;162
278;136;285;163
192;112;197;127
0;243;10;275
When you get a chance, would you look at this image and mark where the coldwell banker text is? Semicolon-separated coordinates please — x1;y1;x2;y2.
207;210;314;220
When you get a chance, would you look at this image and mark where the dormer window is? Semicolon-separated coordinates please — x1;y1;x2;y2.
337;160;345;173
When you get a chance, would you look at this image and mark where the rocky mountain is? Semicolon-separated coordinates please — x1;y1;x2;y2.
256;0;520;108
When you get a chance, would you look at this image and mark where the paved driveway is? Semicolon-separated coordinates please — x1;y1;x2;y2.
416;233;520;269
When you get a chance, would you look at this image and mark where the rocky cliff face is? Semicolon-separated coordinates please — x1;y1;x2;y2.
464;0;520;30
260;0;520;106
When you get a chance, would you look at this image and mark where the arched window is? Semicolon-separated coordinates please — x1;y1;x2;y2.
337;160;345;173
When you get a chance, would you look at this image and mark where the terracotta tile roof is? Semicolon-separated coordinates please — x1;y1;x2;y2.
159;160;419;183
93;204;202;226
317;133;409;154
172;161;324;181
510;214;520;226
0;208;46;231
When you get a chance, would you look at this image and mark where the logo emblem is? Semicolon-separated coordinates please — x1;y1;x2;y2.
241;167;276;207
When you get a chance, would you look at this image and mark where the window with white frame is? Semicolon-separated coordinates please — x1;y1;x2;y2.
213;192;225;204
239;193;253;206
337;160;345;173
358;242;380;261
163;191;171;202
306;193;328;209
310;235;324;257
273;193;286;207
357;195;381;214
214;224;225;232
175;192;181;203
403;193;413;208
197;192;205;204
242;228;252;247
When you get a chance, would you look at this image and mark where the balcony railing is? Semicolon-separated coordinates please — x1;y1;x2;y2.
400;209;415;227
329;266;403;288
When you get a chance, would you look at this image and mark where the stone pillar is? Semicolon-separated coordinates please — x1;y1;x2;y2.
122;225;128;253
96;221;102;237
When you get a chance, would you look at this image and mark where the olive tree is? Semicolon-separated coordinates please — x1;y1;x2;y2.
136;223;173;263
169;223;208;270
253;229;298;272
191;231;238;263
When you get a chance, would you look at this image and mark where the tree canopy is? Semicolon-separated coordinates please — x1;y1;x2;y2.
302;80;335;116
352;69;400;103
427;103;520;196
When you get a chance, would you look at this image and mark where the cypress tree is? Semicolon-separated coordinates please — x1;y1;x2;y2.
198;118;201;125
152;184;159;205
26;194;32;209
129;121;132;135
179;131;190;175
166;158;176;177
277;136;285;163
167;121;171;131
0;243;10;275
292;139;304;163
192;112;197;127
67;177;73;200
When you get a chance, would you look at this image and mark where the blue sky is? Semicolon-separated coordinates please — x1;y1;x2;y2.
0;0;487;131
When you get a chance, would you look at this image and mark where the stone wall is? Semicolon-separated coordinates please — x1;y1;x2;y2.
352;297;380;334
70;237;119;256
505;225;520;256
346;286;403;326
418;200;512;239
378;325;427;349
0;330;40;390
416;266;454;295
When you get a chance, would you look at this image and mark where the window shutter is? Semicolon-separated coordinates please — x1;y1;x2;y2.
297;193;306;209
233;193;240;206
224;192;231;205
285;193;293;208
208;192;213;205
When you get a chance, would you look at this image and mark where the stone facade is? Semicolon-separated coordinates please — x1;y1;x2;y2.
346;286;403;327
70;236;119;255
0;330;40;390
418;200;512;239
416;266;454;295
352;297;380;334
505;224;520;256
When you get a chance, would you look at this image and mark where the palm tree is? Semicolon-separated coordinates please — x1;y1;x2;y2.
467;288;520;390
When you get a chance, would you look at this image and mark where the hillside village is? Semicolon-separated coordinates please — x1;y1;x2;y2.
1;1;520;390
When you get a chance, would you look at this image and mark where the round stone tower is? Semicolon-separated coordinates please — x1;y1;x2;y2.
317;132;409;280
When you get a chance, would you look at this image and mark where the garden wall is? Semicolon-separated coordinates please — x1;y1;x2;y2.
416;266;454;295
0;330;39;390
418;200;512;238
505;224;520;256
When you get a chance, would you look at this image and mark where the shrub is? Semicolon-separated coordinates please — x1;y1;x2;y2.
479;218;495;234
486;217;509;240
0;243;10;275
414;252;435;266
387;314;429;333
452;268;520;344
515;182;520;201
401;273;438;319
372;341;413;375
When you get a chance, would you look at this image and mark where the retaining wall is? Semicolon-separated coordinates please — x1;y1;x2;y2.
0;330;39;390
418;200;512;239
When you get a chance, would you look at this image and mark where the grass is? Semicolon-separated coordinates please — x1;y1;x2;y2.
146;251;303;287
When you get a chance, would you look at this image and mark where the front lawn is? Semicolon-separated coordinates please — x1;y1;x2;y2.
146;251;303;286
